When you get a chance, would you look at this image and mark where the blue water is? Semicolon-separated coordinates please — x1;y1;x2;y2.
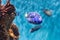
2;0;60;40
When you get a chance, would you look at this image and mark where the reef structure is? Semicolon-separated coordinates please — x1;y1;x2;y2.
0;0;19;40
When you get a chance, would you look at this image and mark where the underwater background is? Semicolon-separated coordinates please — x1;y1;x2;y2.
2;0;60;40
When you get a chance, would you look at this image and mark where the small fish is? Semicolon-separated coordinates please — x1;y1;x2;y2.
25;12;42;24
43;9;52;16
30;26;41;33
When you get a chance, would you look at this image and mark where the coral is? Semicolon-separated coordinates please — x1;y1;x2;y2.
0;24;9;40
0;0;19;40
